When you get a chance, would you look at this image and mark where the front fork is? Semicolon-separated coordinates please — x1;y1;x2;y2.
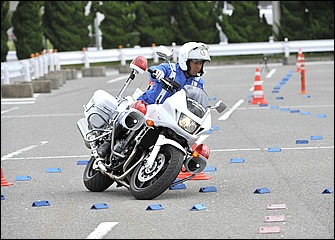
143;134;186;169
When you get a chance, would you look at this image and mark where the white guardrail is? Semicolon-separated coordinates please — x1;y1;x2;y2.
1;39;334;85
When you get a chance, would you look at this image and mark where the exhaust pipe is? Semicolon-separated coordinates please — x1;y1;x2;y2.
118;108;145;131
184;155;207;174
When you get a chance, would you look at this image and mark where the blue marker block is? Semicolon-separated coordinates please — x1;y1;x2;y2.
199;186;217;193
190;204;207;211
203;129;213;135
146;204;164;210
1;195;5;200
91;203;109;210
304;94;311;98
169;183;186;190
290;109;300;113
254;188;270;194
267;148;281;152
276;96;284;100
259;104;268;107
316;114;327;118
270;105;279;109
230;158;245;163
203;166;217;172
46;168;61;173
296;140;309;144
212;126;220;130
280;108;290;112
310;136;323;140
16;176;32;181
301;111;311;115
322;188;333;194
272;90;279;93
77;160;89;165
32;200;50;207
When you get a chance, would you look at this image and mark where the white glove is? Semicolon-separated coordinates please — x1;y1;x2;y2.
153;69;164;81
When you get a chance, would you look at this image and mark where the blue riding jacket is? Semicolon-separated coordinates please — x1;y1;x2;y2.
137;63;205;104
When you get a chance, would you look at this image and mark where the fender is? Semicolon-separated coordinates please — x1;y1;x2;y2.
144;134;186;169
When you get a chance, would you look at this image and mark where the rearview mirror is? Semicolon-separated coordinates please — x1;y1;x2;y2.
156;45;173;61
211;100;227;113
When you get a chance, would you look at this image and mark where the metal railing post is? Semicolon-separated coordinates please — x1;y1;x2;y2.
22;60;31;81
2;64;10;84
82;48;90;68
49;49;55;72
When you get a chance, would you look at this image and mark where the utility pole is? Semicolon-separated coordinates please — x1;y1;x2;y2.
272;1;281;40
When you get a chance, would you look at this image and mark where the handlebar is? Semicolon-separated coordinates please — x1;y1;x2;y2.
147;68;181;94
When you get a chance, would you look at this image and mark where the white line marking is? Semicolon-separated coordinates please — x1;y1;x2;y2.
1;101;35;105
218;99;244;120
1;97;37;102
1;94;39;105
1;107;19;114
4;146;333;161
108;76;128;83
211;148;262;152
1;113;82;118
266;68;276;78
1;141;48;161
86;222;118;239
211;146;333;152
1;155;90;161
280;146;334;150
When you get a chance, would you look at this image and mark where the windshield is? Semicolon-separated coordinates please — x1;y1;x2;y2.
183;85;210;118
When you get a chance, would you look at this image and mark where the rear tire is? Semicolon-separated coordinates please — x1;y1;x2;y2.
129;145;184;200
83;156;114;192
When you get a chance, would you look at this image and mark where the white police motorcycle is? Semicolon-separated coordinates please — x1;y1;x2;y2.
77;46;226;200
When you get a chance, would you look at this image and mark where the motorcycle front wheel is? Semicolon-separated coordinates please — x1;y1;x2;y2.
83;156;114;192
129;145;184;200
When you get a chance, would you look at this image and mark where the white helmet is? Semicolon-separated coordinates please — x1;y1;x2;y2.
178;42;211;74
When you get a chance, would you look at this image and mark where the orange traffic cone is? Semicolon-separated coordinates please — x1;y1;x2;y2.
1;167;14;186
254;66;261;82
296;49;304;72
250;67;268;105
177;167;212;180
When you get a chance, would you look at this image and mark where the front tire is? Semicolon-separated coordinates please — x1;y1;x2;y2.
129;145;184;200
83;156;114;192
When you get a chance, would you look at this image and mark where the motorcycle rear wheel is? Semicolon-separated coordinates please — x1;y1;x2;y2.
129;145;184;200
83;156;114;192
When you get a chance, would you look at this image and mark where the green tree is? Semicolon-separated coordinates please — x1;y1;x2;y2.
11;1;44;60
98;1;138;48
173;1;219;44
42;1;91;51
219;1;272;43
134;1;177;46
278;1;334;40
1;1;10;62
304;1;334;39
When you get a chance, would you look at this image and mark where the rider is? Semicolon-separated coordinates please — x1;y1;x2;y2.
97;42;211;158
137;41;211;104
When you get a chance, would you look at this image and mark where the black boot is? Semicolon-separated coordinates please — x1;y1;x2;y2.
97;139;111;158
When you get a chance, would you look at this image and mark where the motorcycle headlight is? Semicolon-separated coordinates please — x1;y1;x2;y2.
178;113;199;134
